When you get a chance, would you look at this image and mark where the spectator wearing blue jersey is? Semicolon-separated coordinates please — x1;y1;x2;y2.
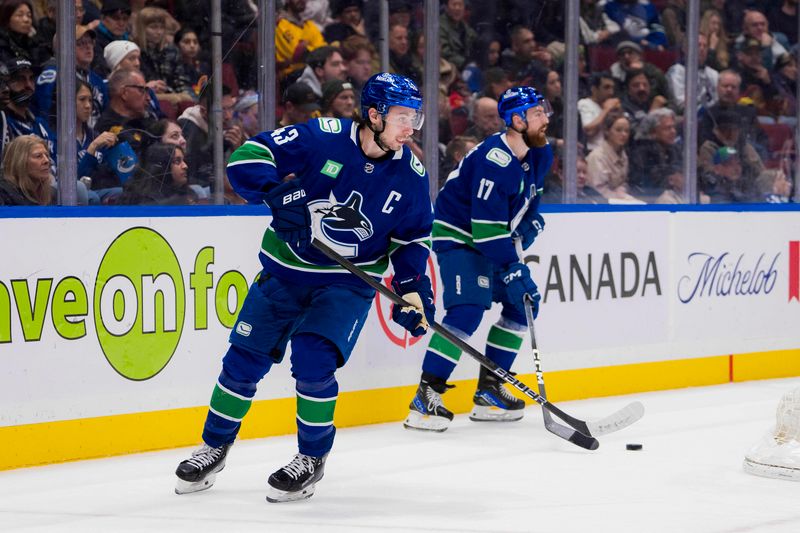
404;86;553;432
604;0;668;50
75;78;117;198
33;24;108;131
175;72;435;503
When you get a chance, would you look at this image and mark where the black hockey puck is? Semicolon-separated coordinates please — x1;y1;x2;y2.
626;443;643;451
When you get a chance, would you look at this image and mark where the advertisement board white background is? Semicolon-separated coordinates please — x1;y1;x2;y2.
1;210;799;428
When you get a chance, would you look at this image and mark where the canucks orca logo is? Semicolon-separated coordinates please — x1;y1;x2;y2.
315;191;374;241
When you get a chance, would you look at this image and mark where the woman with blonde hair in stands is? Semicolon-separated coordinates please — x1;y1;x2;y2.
700;8;731;71
0;134;53;206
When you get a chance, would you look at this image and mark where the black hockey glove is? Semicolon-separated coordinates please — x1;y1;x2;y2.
263;180;311;251
513;211;545;250
391;274;435;337
500;262;540;317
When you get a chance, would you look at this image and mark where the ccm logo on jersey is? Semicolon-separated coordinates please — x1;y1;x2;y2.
282;190;306;204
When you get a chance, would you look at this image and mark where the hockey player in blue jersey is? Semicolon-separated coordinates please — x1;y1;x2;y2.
174;72;435;502
404;86;553;432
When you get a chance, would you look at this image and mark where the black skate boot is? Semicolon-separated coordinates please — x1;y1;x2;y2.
469;366;525;422
403;372;455;432
266;453;328;503
175;442;232;494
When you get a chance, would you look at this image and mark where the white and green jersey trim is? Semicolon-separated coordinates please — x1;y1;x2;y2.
260;229;389;276
227;140;276;167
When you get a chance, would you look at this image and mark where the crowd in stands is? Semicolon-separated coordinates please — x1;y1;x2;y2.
0;0;797;206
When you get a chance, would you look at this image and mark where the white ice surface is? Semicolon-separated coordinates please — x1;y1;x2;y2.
2;378;800;533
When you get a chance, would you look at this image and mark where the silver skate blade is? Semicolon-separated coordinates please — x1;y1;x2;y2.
175;472;217;494
468;405;525;422
403;410;450;432
266;484;317;503
586;401;645;436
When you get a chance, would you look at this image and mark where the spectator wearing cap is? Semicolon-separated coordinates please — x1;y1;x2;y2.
297;45;347;97
621;69;668;133
463;96;502;141
500;26;551;86
340;34;375;98
93;0;132;77
104;40;166;122
132;6;193;104
603;0;667;50
610;40;671;102
320;79;355;119
279;82;320;127
768;0;798;48
629;108;680;198
734;37;780;115
699;145;756;203
734;10;788;69
578;72;620;152
275;0;327;80
0;0;47;66
0;58;53;165
33;24;108;131
324;0;366;45
439;0;477;71
667;33;719;114
698;108;764;196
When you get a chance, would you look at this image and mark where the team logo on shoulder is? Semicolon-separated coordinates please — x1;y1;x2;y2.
410;153;425;177
37;69;56;85
364;162;374;173
318;117;342;133
486;148;512;167
235;322;252;337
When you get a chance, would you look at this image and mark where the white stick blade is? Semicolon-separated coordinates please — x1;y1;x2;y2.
587;401;645;436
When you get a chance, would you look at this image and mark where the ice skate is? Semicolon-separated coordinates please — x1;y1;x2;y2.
469;367;525;422
174;443;231;494
266;453;327;503
403;373;454;432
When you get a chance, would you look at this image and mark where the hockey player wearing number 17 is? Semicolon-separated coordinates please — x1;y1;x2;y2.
174;73;436;502
404;86;553;432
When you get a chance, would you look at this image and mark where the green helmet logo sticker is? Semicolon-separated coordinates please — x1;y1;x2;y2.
94;227;185;380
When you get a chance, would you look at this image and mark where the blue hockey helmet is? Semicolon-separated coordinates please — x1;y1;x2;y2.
360;72;424;129
497;86;552;127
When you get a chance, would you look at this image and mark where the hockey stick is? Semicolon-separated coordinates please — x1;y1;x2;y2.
312;239;644;443
514;239;599;449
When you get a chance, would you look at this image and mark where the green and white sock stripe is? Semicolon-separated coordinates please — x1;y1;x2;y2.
472;219;511;243
296;391;338;427
209;382;253;422
227;140;276;167
427;331;463;364
486;323;524;353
